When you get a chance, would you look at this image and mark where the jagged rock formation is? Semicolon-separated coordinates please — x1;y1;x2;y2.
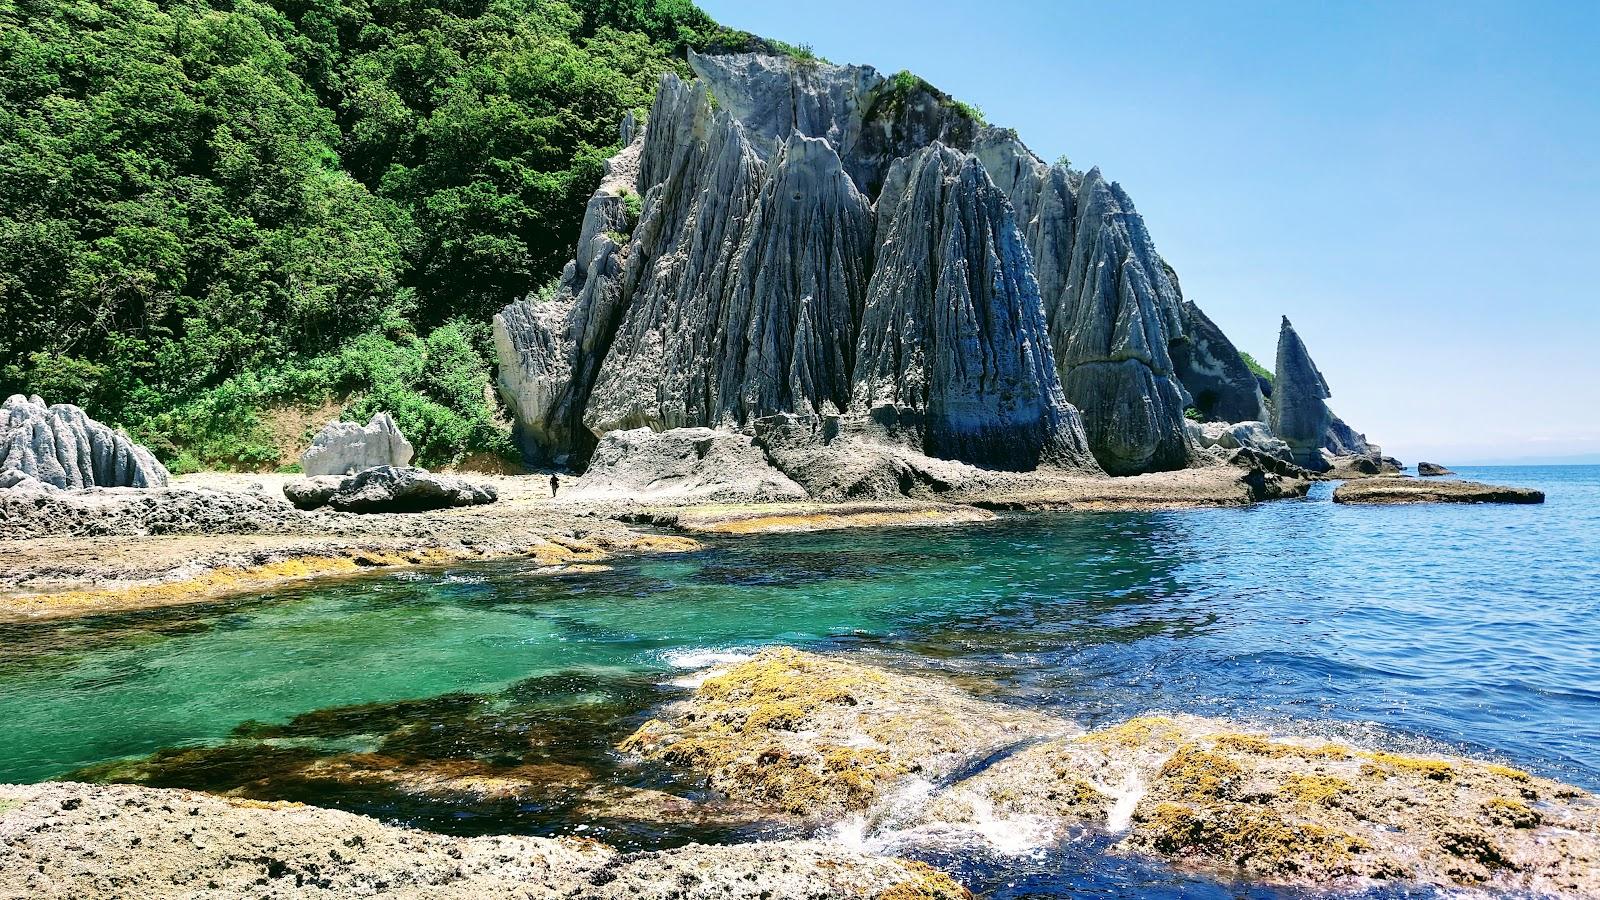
1171;300;1271;423
1270;318;1335;470
853;143;1092;468
495;51;1381;481
496;53;1097;475
969;129;1194;474
299;412;413;476
0;394;169;489
1324;411;1378;459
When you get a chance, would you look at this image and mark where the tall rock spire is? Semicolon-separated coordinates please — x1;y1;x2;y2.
1270;317;1334;469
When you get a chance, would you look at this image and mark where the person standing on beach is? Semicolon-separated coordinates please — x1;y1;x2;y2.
550;473;559;498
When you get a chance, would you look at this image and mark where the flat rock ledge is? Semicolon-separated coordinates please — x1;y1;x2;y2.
1333;478;1544;505
621;648;1599;897
0;781;970;900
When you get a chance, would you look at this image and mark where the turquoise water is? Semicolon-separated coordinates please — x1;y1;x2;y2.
2;465;1597;897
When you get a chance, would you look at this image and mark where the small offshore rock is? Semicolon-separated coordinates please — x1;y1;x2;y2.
1417;461;1455;476
1333;478;1543;505
300;412;414;476
0;394;169;488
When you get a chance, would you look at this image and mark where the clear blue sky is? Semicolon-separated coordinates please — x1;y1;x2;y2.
698;0;1599;464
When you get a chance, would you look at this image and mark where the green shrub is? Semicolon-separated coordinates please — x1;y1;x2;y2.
1240;352;1274;383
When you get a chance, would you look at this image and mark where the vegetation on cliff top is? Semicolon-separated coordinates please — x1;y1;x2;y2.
0;0;759;468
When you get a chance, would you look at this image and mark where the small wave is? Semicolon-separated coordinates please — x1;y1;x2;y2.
831;777;1059;858
662;648;758;670
656;647;759;688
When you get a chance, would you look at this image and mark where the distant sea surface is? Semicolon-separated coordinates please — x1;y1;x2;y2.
2;465;1596;898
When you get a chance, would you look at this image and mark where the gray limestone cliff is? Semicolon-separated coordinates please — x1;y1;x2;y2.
1171;300;1271;424
495;51;1374;480
0;394;169;489
971;130;1194;474
495;55;1096;473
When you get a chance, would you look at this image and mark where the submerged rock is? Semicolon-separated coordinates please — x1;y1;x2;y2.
625;648;1598;897
283;466;497;513
299;412;414;476
0;781;973;900
1333;478;1543;505
0;394;168;489
1417;461;1455;476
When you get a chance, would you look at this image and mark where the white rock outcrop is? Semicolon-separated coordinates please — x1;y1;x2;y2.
299;412;413;476
0;394;168;489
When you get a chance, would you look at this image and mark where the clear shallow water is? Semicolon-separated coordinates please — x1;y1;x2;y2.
2;465;1597;897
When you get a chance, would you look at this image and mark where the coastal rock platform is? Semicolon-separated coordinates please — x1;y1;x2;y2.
0;781;970;900
1333;478;1544;504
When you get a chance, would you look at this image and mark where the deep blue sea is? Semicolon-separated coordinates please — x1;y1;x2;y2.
2;465;1596;897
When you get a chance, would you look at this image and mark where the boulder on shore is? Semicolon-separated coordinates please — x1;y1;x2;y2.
284;466;496;513
1417;461;1455;476
0;394;168;489
623;648;1598;897
300;413;414;476
1333;478;1542;505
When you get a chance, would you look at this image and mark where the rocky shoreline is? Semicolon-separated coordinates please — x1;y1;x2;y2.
1;457;1318;622
6;647;1596;899
0;781;970;900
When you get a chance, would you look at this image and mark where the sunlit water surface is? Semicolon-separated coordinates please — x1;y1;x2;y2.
3;466;1597;898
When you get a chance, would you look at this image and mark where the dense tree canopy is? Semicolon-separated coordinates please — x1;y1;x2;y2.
0;0;751;468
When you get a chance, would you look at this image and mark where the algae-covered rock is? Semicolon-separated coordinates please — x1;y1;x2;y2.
618;648;1067;817
628;649;1599;897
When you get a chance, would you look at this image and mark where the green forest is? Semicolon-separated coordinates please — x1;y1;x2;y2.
0;0;760;470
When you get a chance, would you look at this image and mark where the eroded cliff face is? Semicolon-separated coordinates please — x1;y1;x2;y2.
495;54;1096;472
495;51;1367;478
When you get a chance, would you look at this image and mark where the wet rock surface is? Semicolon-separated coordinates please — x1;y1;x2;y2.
1417;461;1455;476
299;412;414;476
621;649;1599;896
1333;478;1544;504
0;781;971;900
0;394;168;489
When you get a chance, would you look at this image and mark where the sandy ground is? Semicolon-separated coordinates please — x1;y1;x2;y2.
0;465;1305;623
